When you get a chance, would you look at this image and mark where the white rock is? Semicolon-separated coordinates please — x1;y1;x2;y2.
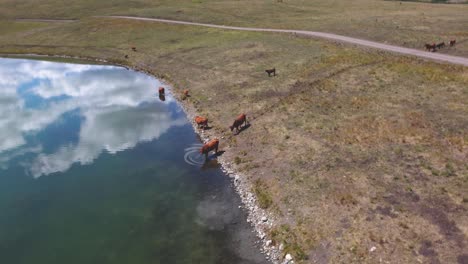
285;253;293;261
261;216;268;222
370;246;377;252
265;240;272;247
279;243;285;251
259;233;266;240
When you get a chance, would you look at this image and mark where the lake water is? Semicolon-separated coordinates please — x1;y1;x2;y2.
0;58;266;264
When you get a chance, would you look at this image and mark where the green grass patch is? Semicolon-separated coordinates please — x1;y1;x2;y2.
253;179;273;209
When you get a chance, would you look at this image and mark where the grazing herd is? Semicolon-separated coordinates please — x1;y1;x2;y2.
197;113;249;159
154;63;274;161
158;84;250;160
135;44;270;161
425;39;456;52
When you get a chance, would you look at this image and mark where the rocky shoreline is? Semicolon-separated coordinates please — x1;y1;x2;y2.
175;94;284;264
0;53;294;264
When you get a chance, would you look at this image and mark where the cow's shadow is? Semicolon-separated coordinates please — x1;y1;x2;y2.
235;123;251;135
214;150;225;157
204;150;225;162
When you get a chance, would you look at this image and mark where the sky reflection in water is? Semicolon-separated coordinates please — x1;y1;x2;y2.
0;58;186;177
0;58;266;264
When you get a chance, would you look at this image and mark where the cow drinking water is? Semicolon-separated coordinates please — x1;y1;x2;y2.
230;113;248;134
158;87;165;96
194;116;208;129
200;139;219;159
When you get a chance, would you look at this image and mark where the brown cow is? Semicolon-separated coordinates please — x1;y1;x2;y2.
131;46;137;52
450;39;456;47
158;87;165;96
194;116;208;129
230;113;248;134
182;90;190;100
200;139;219;159
265;68;276;77
425;43;436;52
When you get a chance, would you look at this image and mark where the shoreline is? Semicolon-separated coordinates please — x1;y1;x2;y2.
0;53;285;264
175;86;282;264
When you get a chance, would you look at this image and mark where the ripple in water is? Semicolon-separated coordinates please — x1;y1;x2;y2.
184;143;205;166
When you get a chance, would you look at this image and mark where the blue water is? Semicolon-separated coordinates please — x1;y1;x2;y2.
0;58;266;264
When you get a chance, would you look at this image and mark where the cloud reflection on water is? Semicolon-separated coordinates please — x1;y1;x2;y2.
0;58;186;177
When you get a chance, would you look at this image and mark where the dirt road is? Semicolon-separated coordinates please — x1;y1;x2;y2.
106;16;468;67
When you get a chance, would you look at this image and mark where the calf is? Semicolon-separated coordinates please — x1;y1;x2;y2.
450;39;456;47
200;139;219;159
230;113;248;134
265;68;276;77
194;116;208;129
158;87;165;96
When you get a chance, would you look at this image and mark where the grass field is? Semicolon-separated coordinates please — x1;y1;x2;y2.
0;1;467;263
1;0;468;57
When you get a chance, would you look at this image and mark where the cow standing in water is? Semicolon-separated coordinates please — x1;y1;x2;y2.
230;113;248;134
158;87;165;96
194;116;208;129
200;139;219;159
